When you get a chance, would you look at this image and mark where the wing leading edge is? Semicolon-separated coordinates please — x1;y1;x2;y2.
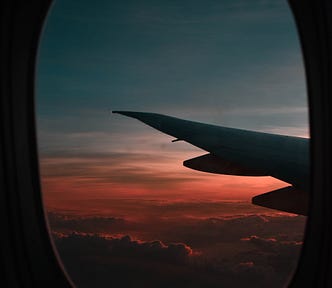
113;111;309;215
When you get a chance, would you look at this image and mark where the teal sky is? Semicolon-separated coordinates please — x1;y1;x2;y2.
37;0;307;137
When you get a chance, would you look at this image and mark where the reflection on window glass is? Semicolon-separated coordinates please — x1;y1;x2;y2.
37;1;308;287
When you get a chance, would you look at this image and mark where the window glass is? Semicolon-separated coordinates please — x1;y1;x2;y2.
37;1;308;287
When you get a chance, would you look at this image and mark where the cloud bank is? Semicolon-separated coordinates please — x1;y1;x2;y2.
50;211;305;288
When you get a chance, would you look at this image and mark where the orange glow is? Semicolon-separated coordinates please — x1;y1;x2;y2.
40;132;296;216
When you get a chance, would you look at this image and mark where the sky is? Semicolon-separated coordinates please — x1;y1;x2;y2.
36;0;308;287
37;0;308;207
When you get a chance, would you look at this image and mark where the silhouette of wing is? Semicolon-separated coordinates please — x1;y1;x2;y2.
113;111;309;215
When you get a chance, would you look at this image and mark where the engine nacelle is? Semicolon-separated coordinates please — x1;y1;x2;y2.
183;153;267;176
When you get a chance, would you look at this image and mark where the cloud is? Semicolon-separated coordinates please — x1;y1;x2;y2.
242;235;277;245
53;231;301;288
106;235;193;263
49;210;306;288
54;233;195;287
47;202;306;241
55;233;192;263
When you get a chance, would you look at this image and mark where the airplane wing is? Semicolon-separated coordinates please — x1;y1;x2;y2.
113;111;309;215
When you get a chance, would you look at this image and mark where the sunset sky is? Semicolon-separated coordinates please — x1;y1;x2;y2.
37;0;308;210
36;1;308;286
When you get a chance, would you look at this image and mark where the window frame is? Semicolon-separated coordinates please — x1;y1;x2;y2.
1;0;332;287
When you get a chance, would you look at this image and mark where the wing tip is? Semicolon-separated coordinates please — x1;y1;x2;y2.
112;110;133;115
112;110;144;119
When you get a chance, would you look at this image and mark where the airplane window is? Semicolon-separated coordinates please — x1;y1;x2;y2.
37;1;308;287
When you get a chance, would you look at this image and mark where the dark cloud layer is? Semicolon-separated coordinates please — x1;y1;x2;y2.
50;212;305;288
56;233;192;264
55;233;195;288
